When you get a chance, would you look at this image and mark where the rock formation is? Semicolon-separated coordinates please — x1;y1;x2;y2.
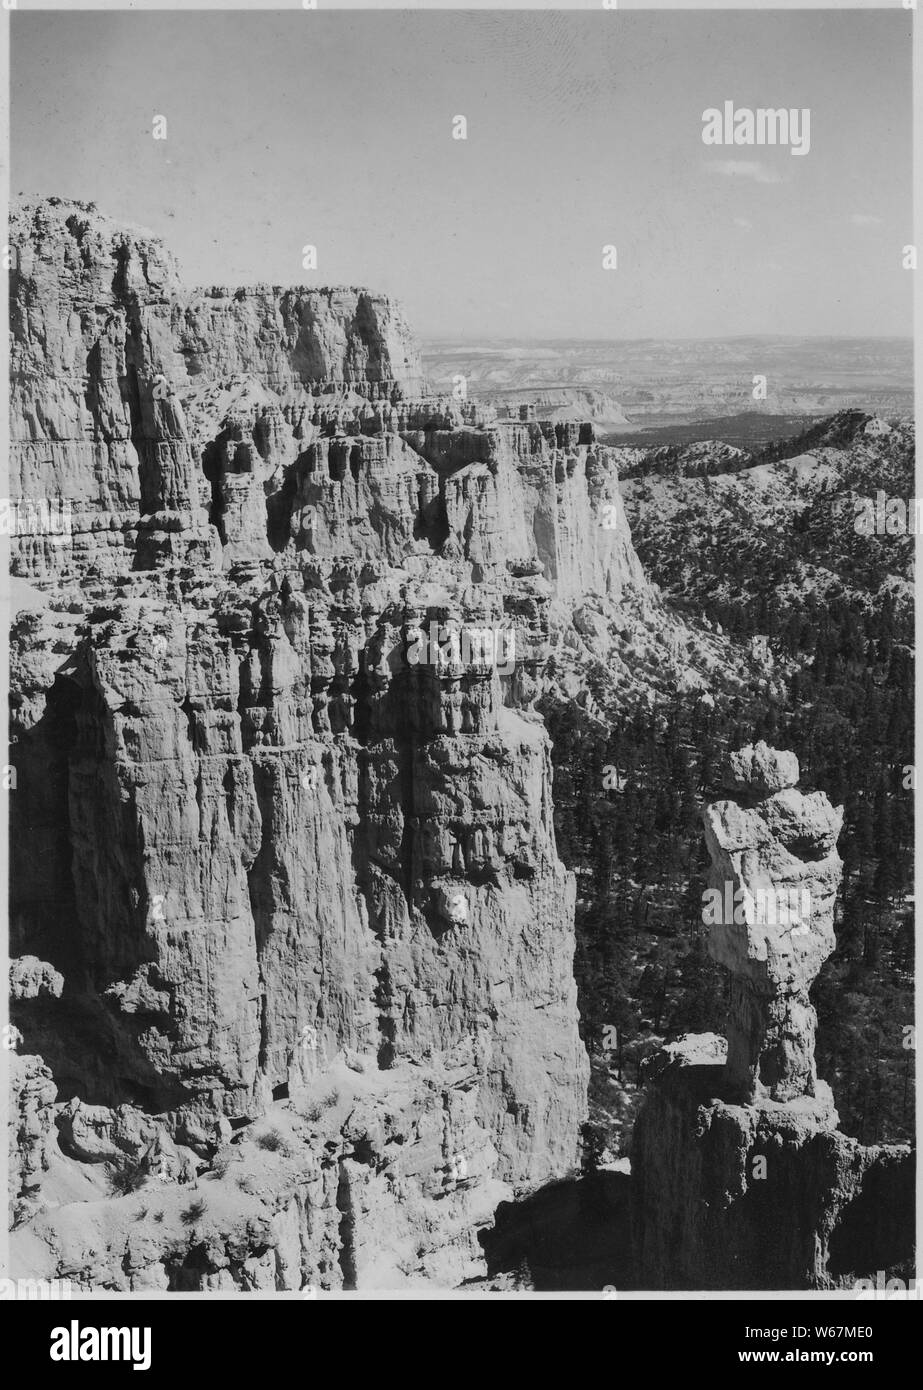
632;745;914;1290
7;197;685;1290
703;740;843;1104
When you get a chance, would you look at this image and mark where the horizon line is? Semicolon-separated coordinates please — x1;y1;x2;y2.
419;333;914;345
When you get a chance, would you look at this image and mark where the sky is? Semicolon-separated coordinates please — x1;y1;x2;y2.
10;8;914;340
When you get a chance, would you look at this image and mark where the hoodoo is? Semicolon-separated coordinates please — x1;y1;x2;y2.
631;744;913;1290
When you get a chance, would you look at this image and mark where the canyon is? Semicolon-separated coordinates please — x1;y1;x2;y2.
5;198;913;1292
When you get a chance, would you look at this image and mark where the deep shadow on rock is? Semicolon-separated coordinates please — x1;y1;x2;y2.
478;1171;638;1292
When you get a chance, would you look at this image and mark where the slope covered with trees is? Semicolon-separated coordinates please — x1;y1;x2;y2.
549;412;914;1160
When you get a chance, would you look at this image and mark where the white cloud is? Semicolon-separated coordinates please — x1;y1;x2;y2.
733;216;753;229
849;213;883;227
705;160;785;185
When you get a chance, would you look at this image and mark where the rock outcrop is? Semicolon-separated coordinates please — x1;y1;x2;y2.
702;741;843;1104
631;746;914;1290
7;197;693;1290
9;1054;57;1224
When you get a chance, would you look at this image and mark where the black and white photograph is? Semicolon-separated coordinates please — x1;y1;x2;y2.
1;0;918;1341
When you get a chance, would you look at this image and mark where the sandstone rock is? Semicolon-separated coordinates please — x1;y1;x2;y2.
632;748;913;1290
10;956;64;1000
638;1031;727;1083
702;748;843;1102
632;1037;912;1290
724;741;799;795
56;1098;196;1184
9;1054;57;1217
12;197;662;1289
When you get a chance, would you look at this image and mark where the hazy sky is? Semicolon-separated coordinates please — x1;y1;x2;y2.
11;8;913;340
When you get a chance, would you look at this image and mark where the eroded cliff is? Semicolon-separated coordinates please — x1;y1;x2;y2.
7;198;690;1289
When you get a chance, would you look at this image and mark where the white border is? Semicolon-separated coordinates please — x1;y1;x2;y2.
0;0;917;1304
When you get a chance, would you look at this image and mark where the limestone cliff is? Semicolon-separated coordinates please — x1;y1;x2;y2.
7;198;685;1290
631;745;914;1290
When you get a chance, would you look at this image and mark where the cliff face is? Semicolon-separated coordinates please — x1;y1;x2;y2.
631;746;913;1290
7;198;670;1289
175;285;425;395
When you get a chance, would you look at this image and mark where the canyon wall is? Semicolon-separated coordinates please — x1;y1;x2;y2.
6;198;662;1289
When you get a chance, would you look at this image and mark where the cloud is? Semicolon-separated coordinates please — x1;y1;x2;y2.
849;213;883;227
705;160;784;185
733;216;753;229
